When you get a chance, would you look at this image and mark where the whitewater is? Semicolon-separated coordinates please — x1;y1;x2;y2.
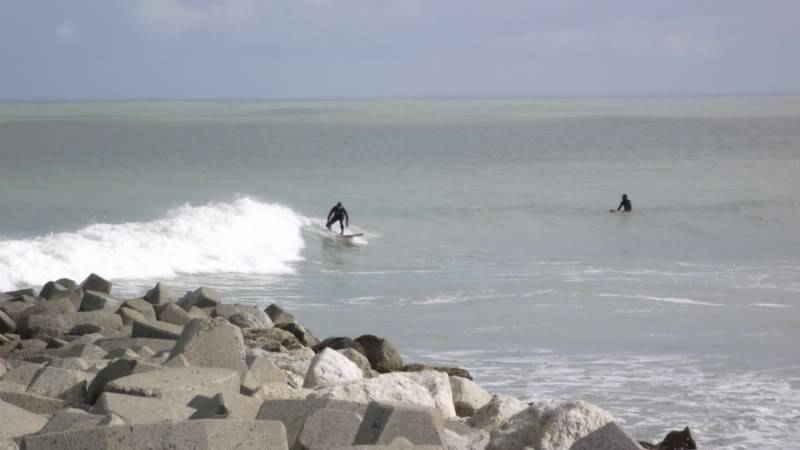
1;98;799;448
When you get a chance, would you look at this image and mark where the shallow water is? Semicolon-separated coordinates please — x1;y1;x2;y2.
1;97;799;447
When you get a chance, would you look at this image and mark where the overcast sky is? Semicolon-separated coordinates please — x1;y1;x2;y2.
1;0;799;99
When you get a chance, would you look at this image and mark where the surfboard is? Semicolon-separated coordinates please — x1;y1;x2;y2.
337;233;363;239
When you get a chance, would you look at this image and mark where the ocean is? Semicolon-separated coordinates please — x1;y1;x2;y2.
1;97;799;448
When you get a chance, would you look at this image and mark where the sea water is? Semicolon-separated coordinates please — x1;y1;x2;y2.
1;97;799;448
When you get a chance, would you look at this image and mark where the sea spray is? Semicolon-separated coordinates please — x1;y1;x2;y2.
0;198;306;291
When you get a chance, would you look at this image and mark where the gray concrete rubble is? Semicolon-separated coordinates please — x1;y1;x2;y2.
0;280;665;450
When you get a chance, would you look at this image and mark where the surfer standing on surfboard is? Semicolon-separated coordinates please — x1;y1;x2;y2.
326;202;349;235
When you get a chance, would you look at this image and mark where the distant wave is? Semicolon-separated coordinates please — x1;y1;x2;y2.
597;293;723;306
0;197;306;291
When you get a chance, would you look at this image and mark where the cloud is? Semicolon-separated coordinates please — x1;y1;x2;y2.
55;20;78;44
132;0;258;33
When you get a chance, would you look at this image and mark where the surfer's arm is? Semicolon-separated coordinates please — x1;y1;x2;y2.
617;201;623;211
327;207;336;220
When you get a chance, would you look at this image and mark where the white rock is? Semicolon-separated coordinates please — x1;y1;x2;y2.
0;398;47;441
307;372;436;410
487;399;614;450
248;348;314;388
468;394;527;430
450;376;492;418
401;370;457;419
303;348;363;389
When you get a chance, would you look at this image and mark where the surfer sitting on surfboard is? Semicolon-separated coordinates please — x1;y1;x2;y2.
326;202;349;235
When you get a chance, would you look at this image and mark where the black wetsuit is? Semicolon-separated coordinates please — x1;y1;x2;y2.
617;198;632;212
326;204;349;233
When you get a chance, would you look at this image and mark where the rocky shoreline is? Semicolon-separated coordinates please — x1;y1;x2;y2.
0;273;697;450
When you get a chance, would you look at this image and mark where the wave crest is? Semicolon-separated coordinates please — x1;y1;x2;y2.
0;198;306;291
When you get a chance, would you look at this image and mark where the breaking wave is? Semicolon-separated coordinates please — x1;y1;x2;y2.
0;198;306;291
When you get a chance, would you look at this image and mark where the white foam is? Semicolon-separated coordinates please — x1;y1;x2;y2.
0;197;306;291
749;302;793;308
598;293;723;306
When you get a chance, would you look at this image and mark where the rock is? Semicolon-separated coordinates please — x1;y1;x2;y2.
79;273;112;294
339;348;375;377
169;317;247;375
39;281;83;310
314;337;365;354
0;362;5;379
444;419;490;450
2;361;44;388
308;372;438;411
47;357;90;371
0;388;66;415
3;288;35;297
103;348;140;359
116;307;145;326
39;280;74;299
20;314;75;339
0;311;15;334
0;341;18;358
157;302;192;325
354;401;447;447
1;301;31;323
71;311;123;334
106;366;241;406
468;394;527;430
253;383;308;401
401;371;457;419
487;400;614;450
276;322;319;347
20;419;289;450
0;398;47;442
130;345;155;358
212;304;272;329
355;335;404;373
36;408;105;435
265;303;295;325
450;376;491;418
59;342;107;360
163;353;190;368
242;355;288;394
655;426;697;450
91;391;194;424
298;408;363;450
121;298;156;321
26;367;89;406
79;291;120;313
143;282;176;305
242;327;298;349
86;358;162;404
189;391;263;420
304;348;364;389
571;422;643;450
131;318;183;340
256;398;367;448
177;287;221;310
94;337;176;354
248;347;316;388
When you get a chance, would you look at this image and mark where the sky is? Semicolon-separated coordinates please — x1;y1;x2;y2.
1;0;799;100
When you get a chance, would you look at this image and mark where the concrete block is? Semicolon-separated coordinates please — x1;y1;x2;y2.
106;366;240;406
304;348;363;389
177;287;222;310
570;422;643;450
59;343;107;360
256;398;367;448
131;319;183;340
169;317;247;375
3;288;35;297
0;310;15;334
36;408;105;435
103;347;140;359
79;273;112;294
22;419;289;450
47;357;90;371
353;401;446;447
86;358;162;404
122;298;156;321
164;353;191;368
91;391;194;424
297;408;363;450
212;304;272;329
80;290;120;313
143;282;176;305
20;314;75;339
0;398;47;442
117;307;145;326
252;383;308;402
450;376;491;418
242;355;288;394
94;337;176;354
0;388;66;415
157;302;192;325
26;367;89;405
189;391;263;420
2;362;44;388
72;311;123;333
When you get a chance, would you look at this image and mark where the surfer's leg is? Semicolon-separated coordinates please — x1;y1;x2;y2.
339;219;344;234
